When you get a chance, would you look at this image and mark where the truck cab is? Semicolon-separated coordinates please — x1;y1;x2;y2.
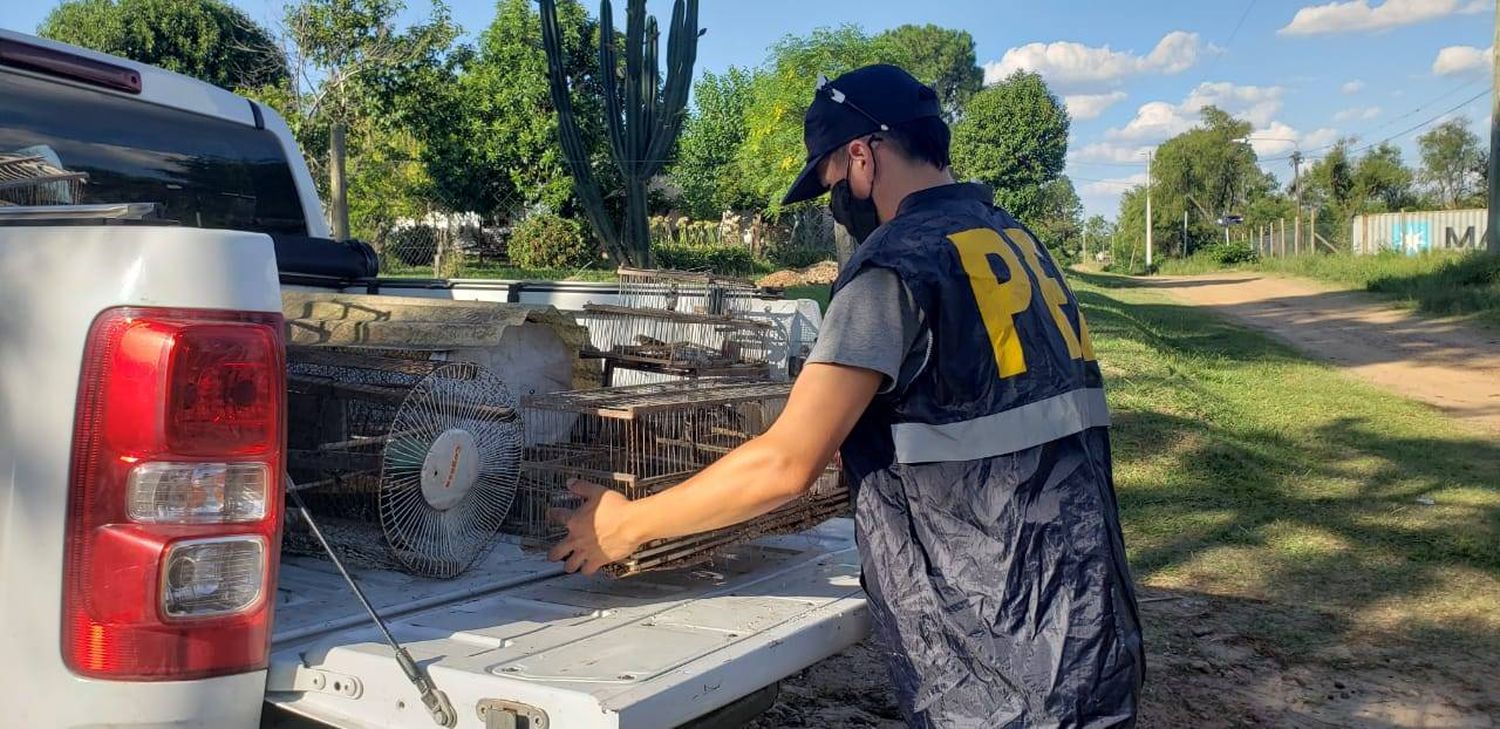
0;29;866;728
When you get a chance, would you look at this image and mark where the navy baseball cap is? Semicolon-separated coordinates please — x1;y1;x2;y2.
781;64;944;206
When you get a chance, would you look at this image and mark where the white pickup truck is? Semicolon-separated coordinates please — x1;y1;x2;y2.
0;30;867;729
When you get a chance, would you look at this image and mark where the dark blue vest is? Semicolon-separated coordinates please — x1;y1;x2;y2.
830;182;1142;727
832;182;1109;477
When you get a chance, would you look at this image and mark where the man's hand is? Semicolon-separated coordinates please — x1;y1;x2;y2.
546;479;643;576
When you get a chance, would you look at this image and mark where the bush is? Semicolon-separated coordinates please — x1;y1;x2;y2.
651;241;756;276
508;214;595;269
1202;240;1258;266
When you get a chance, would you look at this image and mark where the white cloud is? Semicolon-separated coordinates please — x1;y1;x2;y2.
1079;172;1148;199
1305;128;1342;148
1243;122;1339;157
1107;101;1196;141
1280;0;1487;36
1064;91;1129;120
1432;45;1493;76
1071;141;1154;164
1106;82;1285;142
1341;80;1365;94
1184;82;1285;127
1333;105;1383;121
983;31;1204;89
1075;170;1149;218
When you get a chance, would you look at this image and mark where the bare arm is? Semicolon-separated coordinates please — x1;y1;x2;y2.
547;362;882;574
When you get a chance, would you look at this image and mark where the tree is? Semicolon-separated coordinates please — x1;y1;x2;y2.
951;70;1069;224
1144;106;1271;256
1352;143;1417;213
1030;176;1083;258
729;24;985;213
1112;185;1149;271
1302;139;1356;213
872;24;982;120
1418;117;1485;209
673;68;757;218
38;0;287;90
737;26;890;213
1081;214;1114;260
418;0;608;222
246;0;461;238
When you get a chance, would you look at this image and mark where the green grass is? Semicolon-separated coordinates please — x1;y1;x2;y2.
1073;270;1500;659
785;284;832;314
1155;250;1500;327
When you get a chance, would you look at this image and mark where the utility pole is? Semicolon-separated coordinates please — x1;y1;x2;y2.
1145;150;1154;270
1183;209;1188;256
330;123;350;242
1291;150;1304;256
1489;0;1500;253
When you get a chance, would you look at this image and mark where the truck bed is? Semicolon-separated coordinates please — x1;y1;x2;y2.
267;520;866;729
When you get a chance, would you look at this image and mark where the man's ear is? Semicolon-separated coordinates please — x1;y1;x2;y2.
845;138;873;168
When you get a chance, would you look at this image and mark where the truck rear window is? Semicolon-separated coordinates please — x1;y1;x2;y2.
0;71;307;235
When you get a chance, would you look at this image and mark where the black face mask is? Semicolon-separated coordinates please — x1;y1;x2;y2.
829;144;881;244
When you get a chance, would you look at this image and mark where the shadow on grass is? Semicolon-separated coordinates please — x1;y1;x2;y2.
1075;277;1500;662
1068;269;1263;290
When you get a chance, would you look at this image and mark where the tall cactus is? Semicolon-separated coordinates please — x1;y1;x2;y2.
539;0;701;268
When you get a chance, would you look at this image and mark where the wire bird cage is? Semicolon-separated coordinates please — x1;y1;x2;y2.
617;267;758;315
510;379;847;577
0;152;87;206
578;304;774;376
285;348;524;578
580;267;778;382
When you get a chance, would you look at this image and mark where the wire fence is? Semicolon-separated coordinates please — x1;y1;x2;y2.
348;192;842;281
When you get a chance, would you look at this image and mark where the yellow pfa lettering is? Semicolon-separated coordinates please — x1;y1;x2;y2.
948;228;1033;377
1004;228;1096;361
949;227;1098;379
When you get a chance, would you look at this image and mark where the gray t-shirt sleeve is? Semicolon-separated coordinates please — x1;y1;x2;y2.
806;267;928;394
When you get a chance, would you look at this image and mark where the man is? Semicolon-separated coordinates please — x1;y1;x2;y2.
549;64;1144;727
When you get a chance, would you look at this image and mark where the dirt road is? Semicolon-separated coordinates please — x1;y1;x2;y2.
1143;273;1500;434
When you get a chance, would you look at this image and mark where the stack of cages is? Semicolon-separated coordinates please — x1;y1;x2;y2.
577;268;775;383
509;379;847;577
284;346;523;578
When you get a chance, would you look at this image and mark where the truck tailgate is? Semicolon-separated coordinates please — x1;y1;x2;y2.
267;520;866;729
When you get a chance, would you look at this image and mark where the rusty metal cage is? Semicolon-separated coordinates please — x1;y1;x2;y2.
577;304;774;379
577;267;779;383
510;379;847;577
285;348;523;578
616;267;757;316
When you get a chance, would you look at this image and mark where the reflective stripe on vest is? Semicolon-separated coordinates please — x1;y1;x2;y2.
891;388;1110;464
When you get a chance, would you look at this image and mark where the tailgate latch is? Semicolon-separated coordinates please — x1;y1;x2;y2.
476;699;549;729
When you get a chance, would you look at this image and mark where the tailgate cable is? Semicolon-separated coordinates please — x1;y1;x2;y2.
286;475;459;728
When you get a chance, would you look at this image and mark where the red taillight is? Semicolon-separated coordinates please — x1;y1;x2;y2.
62;307;285;680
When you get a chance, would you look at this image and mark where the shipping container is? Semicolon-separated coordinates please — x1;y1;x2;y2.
1350;209;1489;255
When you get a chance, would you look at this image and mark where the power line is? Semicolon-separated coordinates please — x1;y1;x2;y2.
1257;86;1489;164
1257;77;1490;162
1351;88;1489;154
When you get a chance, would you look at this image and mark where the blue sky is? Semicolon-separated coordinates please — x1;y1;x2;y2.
4;0;1494;217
